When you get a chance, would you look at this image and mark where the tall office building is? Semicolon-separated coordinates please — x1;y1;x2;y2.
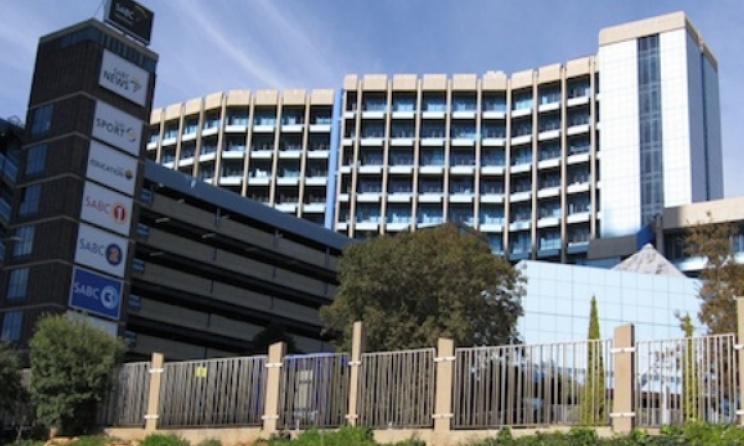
146;11;721;264
146;90;338;228
0;3;159;345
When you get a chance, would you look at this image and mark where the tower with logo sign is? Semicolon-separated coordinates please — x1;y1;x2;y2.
0;1;157;348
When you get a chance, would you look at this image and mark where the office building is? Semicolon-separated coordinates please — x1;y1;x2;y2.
0;118;22;264
147;11;721;265
0;6;352;360
146;90;338;228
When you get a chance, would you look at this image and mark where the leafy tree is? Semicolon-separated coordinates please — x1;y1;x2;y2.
680;313;700;422
0;342;25;419
580;296;605;426
29;314;127;435
685;213;744;334
249;322;300;355
320;223;525;352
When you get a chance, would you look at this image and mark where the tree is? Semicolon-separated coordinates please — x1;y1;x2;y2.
580;296;605;426
0;342;25;421
249;321;300;355
320;223;525;352
680;313;700;422
685;213;744;334
29;314;127;435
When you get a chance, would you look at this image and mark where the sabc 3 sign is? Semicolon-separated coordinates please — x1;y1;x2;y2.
91;100;142;156
99;50;149;106
68;267;123;321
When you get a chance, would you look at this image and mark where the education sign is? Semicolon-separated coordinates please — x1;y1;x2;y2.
105;0;154;46
99;50;149;106
68;267;123;321
87;140;138;196
74;223;129;278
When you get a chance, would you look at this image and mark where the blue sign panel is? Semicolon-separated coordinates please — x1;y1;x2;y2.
68;267;123;321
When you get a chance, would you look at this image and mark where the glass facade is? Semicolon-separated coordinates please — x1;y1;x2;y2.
518;260;702;344
638;35;664;225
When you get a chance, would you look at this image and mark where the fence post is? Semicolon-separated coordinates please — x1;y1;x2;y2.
736;297;744;426
144;352;164;432
346;321;365;426
262;341;286;434
611;324;635;434
433;338;455;433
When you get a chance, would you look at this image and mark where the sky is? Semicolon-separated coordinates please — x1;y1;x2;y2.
1;1;743;196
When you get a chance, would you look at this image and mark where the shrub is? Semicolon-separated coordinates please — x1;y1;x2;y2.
68;436;115;446
29;314;127;435
140;434;190;446
196;439;222;446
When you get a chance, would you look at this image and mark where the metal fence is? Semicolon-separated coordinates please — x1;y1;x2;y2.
158;355;267;427
278;353;350;429
635;333;738;426
454;339;614;429
97;362;150;427
358;348;436;429
0;369;32;429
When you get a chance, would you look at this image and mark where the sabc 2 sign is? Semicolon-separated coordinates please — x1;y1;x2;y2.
99;50;149;106
74;223;129;278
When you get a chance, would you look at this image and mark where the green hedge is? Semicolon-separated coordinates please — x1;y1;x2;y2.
263;424;744;446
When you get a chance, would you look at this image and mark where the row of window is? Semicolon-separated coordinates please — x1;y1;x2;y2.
345;80;593;113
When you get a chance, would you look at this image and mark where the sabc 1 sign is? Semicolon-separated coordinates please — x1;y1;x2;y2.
91;100;142;157
69;267;123;321
80;181;133;236
74;223;129;278
105;0;154;46
87;141;138;196
99;50;149;106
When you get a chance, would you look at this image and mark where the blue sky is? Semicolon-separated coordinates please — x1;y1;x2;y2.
2;1;743;196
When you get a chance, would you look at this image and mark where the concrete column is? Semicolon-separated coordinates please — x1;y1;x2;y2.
262;341;286;434
611;324;635;434
433;338;455;433
346;321;365;426
736;298;744;426
144;352;164;432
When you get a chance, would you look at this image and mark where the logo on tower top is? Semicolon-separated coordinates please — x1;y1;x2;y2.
105;0;154;46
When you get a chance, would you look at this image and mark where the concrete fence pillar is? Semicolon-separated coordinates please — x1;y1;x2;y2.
144;352;164;432
433;338;455;433
736;298;744;426
262;341;286;434
611;324;635;434
346;321;365;426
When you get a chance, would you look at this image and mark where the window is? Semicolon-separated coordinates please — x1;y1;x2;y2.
25;144;48;176
6;268;29;300
30;104;53;138
0;311;22;343
12;226;35;258
19;184;42;216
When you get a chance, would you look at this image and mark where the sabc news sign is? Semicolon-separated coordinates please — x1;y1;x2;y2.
99;50;149;106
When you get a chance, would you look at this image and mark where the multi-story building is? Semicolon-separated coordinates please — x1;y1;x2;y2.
0;118;22;261
146;89;338;228
148;11;722;265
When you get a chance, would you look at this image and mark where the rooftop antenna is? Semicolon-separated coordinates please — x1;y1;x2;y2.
94;0;108;21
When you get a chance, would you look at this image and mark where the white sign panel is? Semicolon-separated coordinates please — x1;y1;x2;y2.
80;181;133;236
66;311;118;337
87;141;138;196
99;50;149;106
74;223;129;278
91;101;142;156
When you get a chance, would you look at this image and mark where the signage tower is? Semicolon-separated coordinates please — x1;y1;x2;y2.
0;3;157;346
